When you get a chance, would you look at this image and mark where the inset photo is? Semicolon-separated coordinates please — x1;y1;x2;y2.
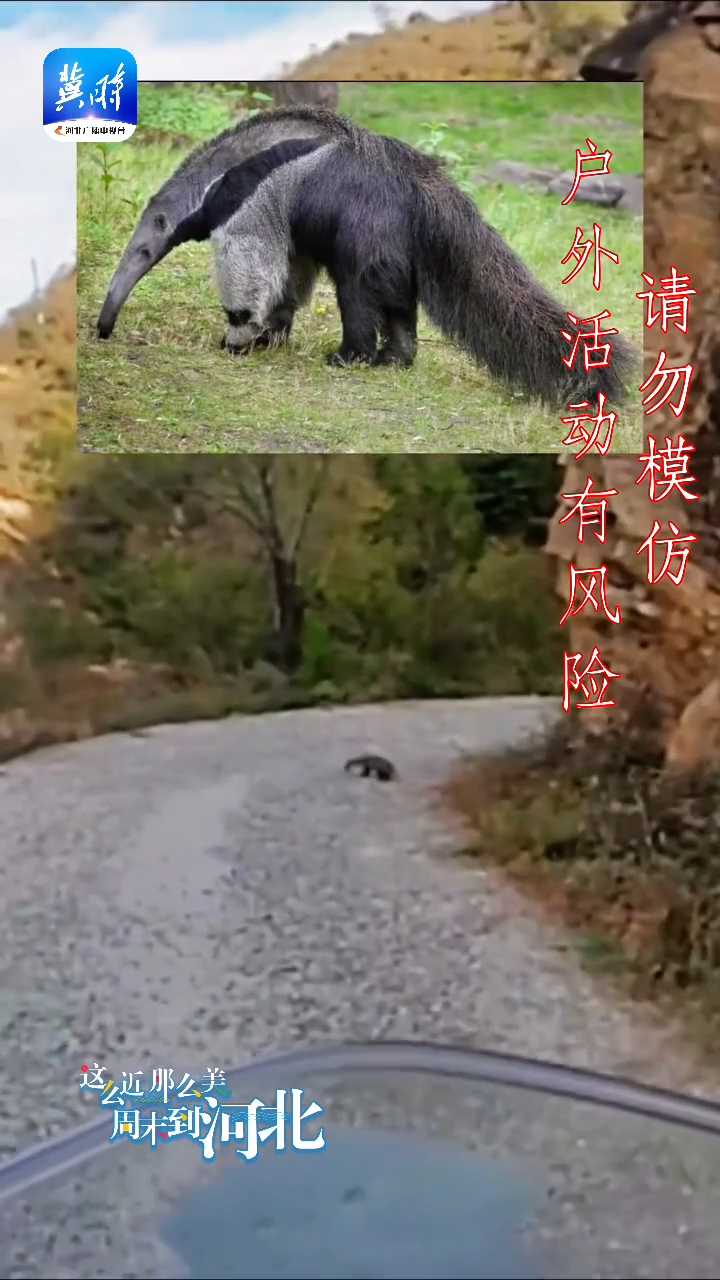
78;80;643;453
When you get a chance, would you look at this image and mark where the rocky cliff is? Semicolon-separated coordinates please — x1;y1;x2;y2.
0;272;76;751
546;16;720;769
0;271;75;563
290;1;630;81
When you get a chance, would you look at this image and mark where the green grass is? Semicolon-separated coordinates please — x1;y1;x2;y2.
135;80;251;144
575;933;629;975
343;81;644;174
77;81;643;454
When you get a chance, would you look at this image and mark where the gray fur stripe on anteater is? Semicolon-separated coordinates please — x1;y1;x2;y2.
97;106;638;405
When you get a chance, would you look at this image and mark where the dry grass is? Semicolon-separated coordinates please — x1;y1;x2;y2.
292;1;629;82
0;271;77;535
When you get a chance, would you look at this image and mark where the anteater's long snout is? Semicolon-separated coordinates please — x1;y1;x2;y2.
96;237;168;339
97;253;150;339
97;286;123;339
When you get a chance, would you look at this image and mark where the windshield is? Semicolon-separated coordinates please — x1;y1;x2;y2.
2;1045;719;1279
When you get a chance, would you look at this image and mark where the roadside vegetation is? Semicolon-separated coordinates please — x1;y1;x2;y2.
445;706;720;1059
2;418;562;754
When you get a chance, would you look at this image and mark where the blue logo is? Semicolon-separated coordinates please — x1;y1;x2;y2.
43;48;137;141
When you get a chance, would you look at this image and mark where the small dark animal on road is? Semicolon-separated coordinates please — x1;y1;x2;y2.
344;755;397;781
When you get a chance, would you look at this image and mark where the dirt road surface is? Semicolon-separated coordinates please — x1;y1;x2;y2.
1;696;719;1278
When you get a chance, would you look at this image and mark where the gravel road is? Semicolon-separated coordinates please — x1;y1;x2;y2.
1;696;719;1278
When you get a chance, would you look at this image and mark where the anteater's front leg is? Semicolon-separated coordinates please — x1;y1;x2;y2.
213;230;295;356
220;304;296;355
218;250;318;356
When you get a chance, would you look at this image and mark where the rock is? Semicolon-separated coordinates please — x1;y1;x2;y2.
0;708;36;757
616;174;643;215
579;4;683;81
485;162;642;215
666;679;720;770
547;171;625;207
487;160;556;187
0;498;31;558
246;81;339;110
86;659;139;686
249;660;288;692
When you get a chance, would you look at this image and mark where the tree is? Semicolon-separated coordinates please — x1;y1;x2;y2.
461;455;558;544
197;457;331;673
54;454;334;674
371;456;484;591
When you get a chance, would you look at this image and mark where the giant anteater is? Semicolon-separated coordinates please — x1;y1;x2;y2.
97;106;636;406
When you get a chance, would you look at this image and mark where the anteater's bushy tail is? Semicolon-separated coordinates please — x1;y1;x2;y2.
413;181;638;408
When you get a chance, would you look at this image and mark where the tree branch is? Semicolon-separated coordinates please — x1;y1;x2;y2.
289;457;331;558
255;459;284;557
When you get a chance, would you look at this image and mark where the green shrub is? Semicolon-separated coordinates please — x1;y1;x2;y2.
137;82;239;143
94;554;268;674
23;603;112;665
